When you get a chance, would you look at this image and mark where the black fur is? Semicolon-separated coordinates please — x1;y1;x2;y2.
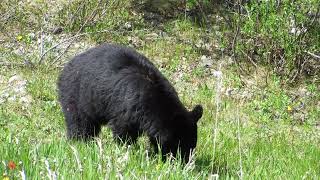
57;43;203;161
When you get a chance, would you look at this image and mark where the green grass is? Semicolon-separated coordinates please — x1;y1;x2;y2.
1;65;319;179
1;0;320;179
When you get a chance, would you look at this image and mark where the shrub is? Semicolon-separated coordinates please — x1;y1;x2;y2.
229;0;320;82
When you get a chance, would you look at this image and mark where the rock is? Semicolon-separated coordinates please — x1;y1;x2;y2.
145;33;159;40
292;113;307;124
0;97;5;104
8;96;16;102
8;75;27;95
200;55;213;68
240;90;253;100
128;36;143;48
13;85;26;94
225;87;235;97
4;74;31;105
19;95;32;105
123;22;132;31
8;75;24;84
29;32;36;40
212;70;222;78
195;40;204;48
1;92;10;98
159;31;168;37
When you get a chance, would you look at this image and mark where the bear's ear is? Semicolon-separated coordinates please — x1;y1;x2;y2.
191;105;203;123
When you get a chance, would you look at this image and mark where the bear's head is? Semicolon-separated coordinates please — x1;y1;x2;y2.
160;105;203;162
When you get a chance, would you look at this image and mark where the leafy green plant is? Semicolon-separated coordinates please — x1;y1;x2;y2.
54;0;137;37
232;0;320;82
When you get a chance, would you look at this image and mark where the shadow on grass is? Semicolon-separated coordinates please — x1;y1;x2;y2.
195;154;231;176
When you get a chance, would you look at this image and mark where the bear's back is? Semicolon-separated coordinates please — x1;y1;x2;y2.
66;43;157;75
58;43;183;121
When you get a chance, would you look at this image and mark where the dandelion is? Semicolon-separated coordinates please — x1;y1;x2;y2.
8;161;16;170
16;35;23;41
287;106;292;112
3;175;9;180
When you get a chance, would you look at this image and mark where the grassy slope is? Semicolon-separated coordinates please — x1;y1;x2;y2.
1;1;319;179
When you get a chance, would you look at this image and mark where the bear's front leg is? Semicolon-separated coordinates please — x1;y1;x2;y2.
111;125;140;145
66;115;102;140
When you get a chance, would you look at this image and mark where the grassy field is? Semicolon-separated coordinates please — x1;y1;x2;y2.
1;1;319;179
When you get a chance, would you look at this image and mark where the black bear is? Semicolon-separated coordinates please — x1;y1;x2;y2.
57;43;203;161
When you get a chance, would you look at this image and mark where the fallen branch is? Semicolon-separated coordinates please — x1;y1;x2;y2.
0;61;27;67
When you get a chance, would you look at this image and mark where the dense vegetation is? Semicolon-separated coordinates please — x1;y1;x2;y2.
0;0;319;179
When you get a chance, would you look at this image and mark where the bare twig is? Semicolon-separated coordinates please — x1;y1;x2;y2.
49;29;120;66
68;2;85;30
39;33;86;63
305;51;320;59
50;36;79;65
77;0;103;33
100;1;110;17
42;0;104;64
240;49;258;68
232;0;245;73
289;70;299;84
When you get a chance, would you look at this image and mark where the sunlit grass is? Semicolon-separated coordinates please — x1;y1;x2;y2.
1;0;319;179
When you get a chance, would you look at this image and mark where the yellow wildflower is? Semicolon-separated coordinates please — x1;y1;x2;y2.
16;35;23;41
3;176;9;180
